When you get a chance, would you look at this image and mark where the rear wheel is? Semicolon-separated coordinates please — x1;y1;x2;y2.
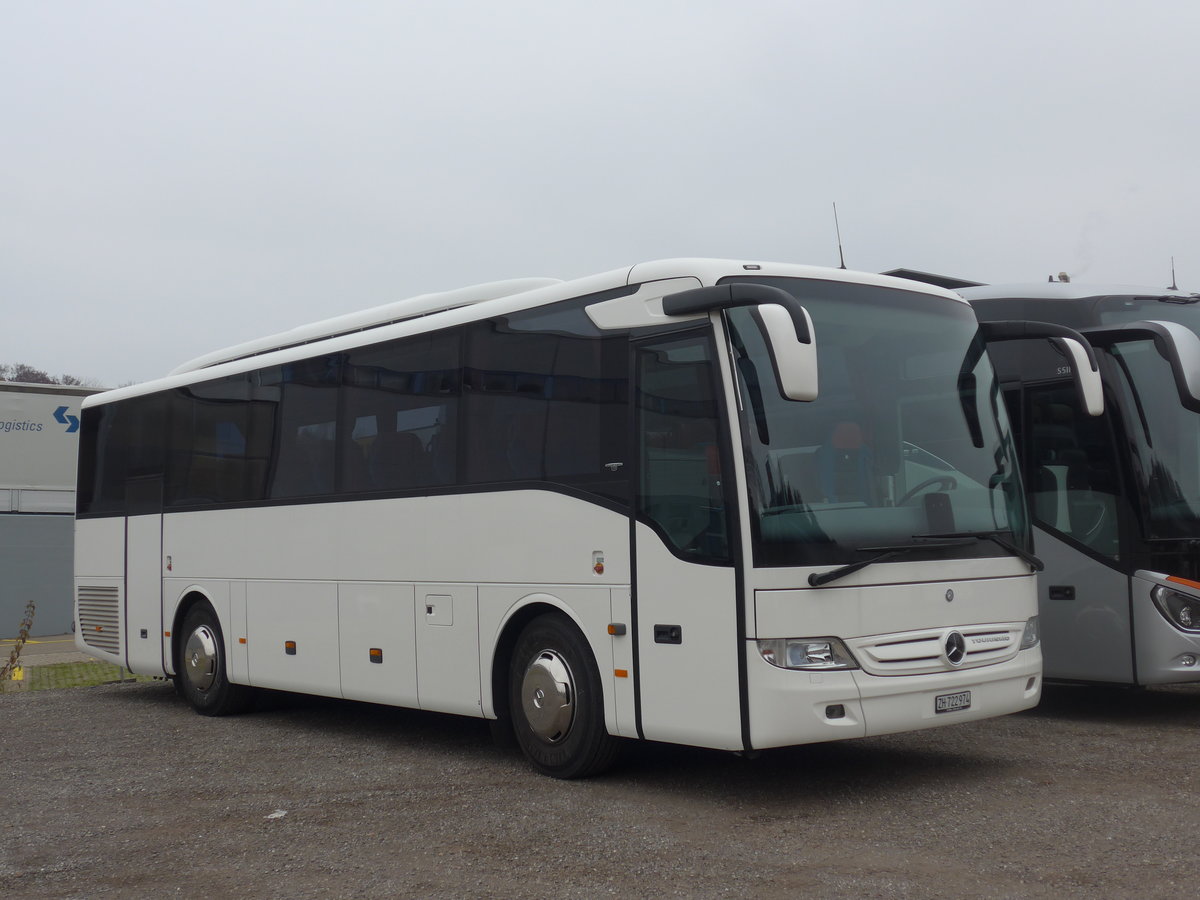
175;603;255;716
509;613;620;779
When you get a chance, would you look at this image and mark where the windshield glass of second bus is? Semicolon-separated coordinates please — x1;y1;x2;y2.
1097;296;1200;539
724;277;1025;569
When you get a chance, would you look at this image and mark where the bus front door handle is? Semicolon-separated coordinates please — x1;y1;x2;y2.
1049;585;1076;601
654;624;682;644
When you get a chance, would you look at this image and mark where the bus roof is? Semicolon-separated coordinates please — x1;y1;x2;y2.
86;258;965;408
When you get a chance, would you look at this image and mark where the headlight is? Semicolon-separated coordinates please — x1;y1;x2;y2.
757;637;858;670
1019;615;1040;650
1151;585;1200;633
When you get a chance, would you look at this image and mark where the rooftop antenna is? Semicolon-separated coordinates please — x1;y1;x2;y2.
832;202;846;269
1170;256;1179;291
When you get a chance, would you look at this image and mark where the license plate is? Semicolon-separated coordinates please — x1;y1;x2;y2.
935;690;972;713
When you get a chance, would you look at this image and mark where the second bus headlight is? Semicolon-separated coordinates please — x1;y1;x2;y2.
1151;585;1200;633
758;638;858;670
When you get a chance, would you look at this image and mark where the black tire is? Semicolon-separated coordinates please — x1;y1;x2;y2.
508;613;621;779
175;603;255;716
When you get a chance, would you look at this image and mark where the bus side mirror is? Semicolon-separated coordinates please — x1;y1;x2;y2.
978;321;1104;417
1052;337;1105;417
662;283;819;402
753;302;818;401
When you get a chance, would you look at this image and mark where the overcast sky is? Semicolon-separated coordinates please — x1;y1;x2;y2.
3;0;1198;387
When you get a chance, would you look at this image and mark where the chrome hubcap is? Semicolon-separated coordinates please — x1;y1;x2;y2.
521;649;575;743
183;624;218;693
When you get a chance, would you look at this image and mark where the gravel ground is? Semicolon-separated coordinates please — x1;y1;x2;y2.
3;680;1199;899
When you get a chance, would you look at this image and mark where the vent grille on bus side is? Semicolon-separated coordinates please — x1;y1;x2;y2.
77;586;121;654
848;625;1022;676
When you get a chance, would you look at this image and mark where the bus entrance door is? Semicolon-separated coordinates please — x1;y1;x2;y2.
634;331;743;749
123;476;165;674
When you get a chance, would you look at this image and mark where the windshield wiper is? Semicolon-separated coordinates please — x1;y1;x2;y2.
808;538;977;587
917;530;1044;572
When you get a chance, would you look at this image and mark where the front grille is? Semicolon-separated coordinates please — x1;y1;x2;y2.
849;625;1022;676
77;585;121;654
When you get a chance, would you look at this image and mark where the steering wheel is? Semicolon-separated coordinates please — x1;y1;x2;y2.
898;475;958;506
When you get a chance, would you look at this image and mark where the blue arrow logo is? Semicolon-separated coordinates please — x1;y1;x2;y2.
53;406;79;433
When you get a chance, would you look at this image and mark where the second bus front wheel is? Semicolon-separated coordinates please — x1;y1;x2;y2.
509;613;621;779
175;603;256;716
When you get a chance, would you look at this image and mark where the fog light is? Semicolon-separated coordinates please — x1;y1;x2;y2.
1182;655;1197;667
825;704;846;719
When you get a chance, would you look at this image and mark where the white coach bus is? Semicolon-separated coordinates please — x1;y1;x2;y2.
74;259;1097;777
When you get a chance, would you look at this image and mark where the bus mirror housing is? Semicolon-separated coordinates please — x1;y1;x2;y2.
978;321;1104;417
662;283;818;401
1051;337;1105;417
1083;320;1200;414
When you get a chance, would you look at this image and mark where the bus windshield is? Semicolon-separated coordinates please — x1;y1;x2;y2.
724;277;1026;568
1095;296;1200;540
1104;339;1200;540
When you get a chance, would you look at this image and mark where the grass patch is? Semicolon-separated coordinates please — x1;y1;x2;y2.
1;660;161;692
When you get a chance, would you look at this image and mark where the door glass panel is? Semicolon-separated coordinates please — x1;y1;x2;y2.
636;333;729;563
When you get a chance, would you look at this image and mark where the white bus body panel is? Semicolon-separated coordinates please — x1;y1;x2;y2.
74;517;127;666
125;512;164;673
245;581;340;694
633;525;742;749
339;582;417;706
416;583;480;716
96;492;630;720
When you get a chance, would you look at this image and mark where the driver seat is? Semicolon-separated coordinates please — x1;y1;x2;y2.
817;421;875;504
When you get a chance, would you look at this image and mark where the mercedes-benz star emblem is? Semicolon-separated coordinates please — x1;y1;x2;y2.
944;631;967;666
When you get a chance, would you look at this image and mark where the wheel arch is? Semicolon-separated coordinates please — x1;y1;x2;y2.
488;595;596;725
169;587;220;677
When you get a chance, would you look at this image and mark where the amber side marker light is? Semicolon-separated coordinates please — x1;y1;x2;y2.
1168;575;1200;591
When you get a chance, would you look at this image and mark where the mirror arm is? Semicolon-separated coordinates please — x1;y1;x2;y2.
978;320;1099;372
663;284;812;343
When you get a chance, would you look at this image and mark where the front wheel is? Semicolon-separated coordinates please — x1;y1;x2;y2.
175;603;255;716
509;614;620;779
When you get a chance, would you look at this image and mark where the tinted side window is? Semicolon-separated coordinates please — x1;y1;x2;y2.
342;331;460;493
167;374;271;507
464;318;630;505
464;321;558;484
77;395;167;516
261;355;341;499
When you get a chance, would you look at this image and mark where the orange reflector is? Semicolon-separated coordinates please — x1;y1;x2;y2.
1168;575;1200;591
614;669;628;678
163;631;171;638
369;648;383;663
239;637;247;644
285;641;297;656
